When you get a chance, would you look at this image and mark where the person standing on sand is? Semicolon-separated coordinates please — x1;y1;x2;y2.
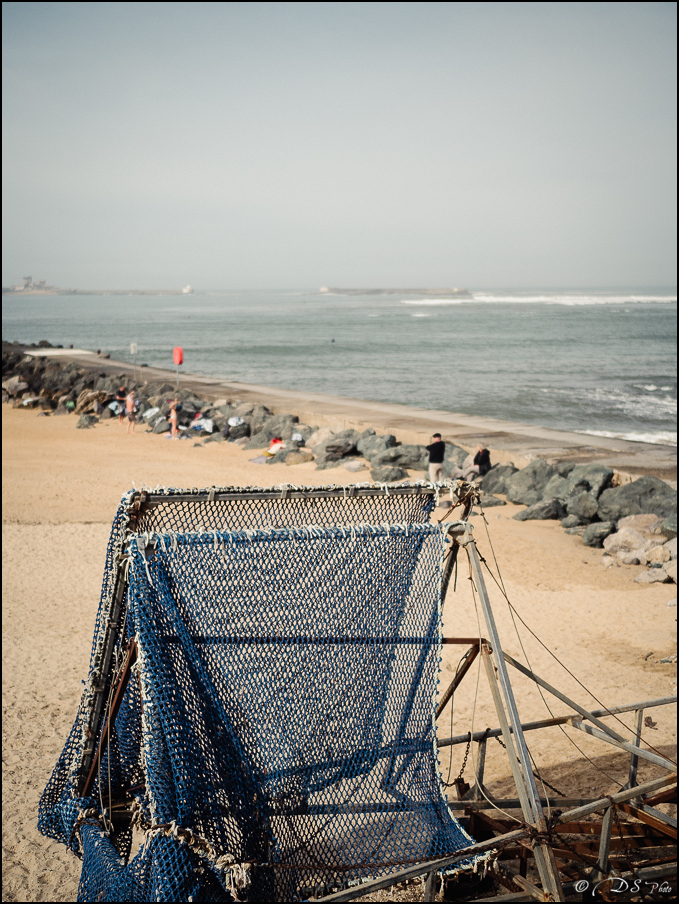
425;433;445;482
169;399;179;439
116;386;127;425
126;390;137;434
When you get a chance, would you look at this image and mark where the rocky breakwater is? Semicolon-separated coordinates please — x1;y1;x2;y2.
480;456;677;586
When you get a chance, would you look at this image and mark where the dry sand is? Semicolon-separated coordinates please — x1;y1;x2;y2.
2;404;676;902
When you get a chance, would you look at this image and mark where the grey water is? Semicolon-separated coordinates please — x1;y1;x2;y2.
3;288;676;445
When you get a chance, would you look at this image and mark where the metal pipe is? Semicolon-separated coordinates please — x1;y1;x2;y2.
437;696;676;747
465;537;564;901
568;719;676;772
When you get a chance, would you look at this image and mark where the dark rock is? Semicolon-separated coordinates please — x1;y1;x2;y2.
505;459;556;506
561;514;586;529
356;432;397;459
598;476;677;522
371;466;409;482
38;339;52;347
660;513;677;540
316;456;356;470
540;474;570;500
244;431;273;450
582;522;616;548
513;499;566;521
565;464;615;499
478;463;518;495
565;525;587;535
479;494;506;507
556;462;576;477
77;413;99;429
566;492;599;523
371;444;427;471
228;422;250;440
100;407;114;420
152;417;170;434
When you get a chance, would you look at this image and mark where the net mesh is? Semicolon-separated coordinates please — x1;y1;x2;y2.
39;484;481;902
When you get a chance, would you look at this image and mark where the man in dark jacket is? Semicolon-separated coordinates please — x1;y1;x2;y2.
425;433;445;482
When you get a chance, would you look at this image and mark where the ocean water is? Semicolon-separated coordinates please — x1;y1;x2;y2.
2;288;676;445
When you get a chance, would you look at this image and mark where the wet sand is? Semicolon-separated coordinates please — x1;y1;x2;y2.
2;401;676;902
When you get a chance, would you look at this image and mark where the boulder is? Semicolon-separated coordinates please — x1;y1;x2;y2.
597;476;677;522
556;462;576;477
100;407;114;420
371;444;427;471
244;431;273;450
646;545;671;565
566;492;599;523
664;537;677;560
371;466;408;482
541;474;571;500
561;514;585;529
443;444;470;468
228;422;250;440
286;450;314;465
513;499;566;521
565;526;587;535
356;432;397;459
479;494;506;507
582;522;616;548
618;552;642;565
635;569;671;584
617;513;664;533
660;513;677;540
505;459;556;506
603;527;658;555
665;562;677;583
343;460;368;472
77;414;98;429
564;464;614;499
307;426;335;448
478;464;518;495
152;417;170;434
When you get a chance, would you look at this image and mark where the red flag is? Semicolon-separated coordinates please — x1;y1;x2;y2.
173;347;183;366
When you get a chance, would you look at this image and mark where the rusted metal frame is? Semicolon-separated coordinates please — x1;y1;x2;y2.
438;695;676;748
643;785;677;807
567;718;676;772
316;775;676;902
462;528;564;902
617;802;677;840
82;638;138;799
435;643;479;719
77;550;131;794
461;736;488;800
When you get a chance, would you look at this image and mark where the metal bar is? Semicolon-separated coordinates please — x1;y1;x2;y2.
423;870;437;901
494;864;546;902
502;652;627;744
447;798;599;810
555;773;676;823
142;485;452;506
82;638;138;798
442;637;488;644
627;708;644;791
473;738;488;799
595;805;615;878
568;719;676;772
436;644;478;719
465;536;564;902
77;553;130;794
437;696;677;747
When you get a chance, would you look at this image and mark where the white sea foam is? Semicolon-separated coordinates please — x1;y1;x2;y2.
634;384;659;391
580;429;677;446
400;298;466;306
469;293;676;305
410;313;432;317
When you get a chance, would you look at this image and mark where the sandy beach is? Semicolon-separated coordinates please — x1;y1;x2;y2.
2;401;676;902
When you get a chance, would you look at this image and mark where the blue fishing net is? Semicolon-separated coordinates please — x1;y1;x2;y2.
39;485;481;902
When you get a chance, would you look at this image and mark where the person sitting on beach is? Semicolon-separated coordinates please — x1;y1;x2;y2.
265;437;284;457
450;444;491;482
116;386;127;425
125;390;137;434
168;398;179;439
425;433;445;482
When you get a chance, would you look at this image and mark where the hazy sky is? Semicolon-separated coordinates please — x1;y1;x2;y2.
2;1;676;289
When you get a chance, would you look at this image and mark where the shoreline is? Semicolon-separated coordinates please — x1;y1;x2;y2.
17;345;677;482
